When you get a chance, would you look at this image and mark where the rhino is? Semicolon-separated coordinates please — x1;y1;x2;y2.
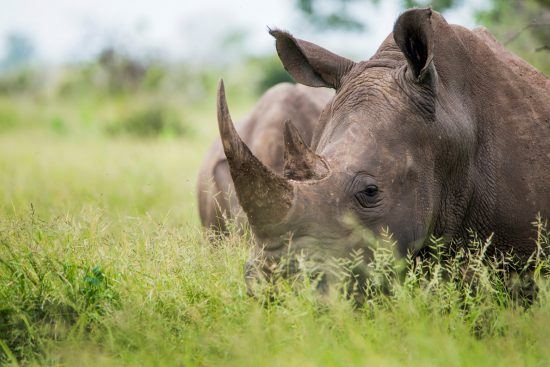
197;83;333;233
208;8;549;289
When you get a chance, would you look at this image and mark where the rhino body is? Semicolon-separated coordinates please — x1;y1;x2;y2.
197;83;333;233
206;9;548;290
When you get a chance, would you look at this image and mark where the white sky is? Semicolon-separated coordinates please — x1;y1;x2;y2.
0;0;487;64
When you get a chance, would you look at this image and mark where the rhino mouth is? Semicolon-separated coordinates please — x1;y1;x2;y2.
245;256;325;292
244;252;368;302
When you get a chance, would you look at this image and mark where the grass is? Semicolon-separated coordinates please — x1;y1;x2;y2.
0;91;549;366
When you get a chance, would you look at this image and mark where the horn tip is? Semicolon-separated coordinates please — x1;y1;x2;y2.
283;119;301;144
217;78;225;96
283;119;291;131
217;79;227;118
216;78;231;146
283;119;292;144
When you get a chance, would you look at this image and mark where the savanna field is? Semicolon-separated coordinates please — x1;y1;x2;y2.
0;58;549;366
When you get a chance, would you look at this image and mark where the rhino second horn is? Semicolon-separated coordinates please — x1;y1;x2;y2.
217;79;294;231
283;119;329;180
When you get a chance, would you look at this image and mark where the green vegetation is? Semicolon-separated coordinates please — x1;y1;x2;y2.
0;165;548;366
295;0;549;74
0;11;549;362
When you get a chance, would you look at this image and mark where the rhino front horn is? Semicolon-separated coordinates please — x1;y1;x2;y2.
217;79;294;232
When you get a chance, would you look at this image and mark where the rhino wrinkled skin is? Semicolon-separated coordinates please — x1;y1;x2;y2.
198;9;549;289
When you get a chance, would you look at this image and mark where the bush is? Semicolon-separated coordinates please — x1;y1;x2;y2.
245;55;294;95
0;102;20;132
0;240;120;362
105;105;190;138
0;209;548;365
96;48;147;94
0;68;42;95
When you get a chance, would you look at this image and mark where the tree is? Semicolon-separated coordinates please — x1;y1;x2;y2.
0;32;35;70
295;0;367;31
476;0;549;73
295;0;457;32
294;0;549;73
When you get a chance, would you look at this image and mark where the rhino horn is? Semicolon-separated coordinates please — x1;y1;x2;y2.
283;119;329;180
217;79;294;230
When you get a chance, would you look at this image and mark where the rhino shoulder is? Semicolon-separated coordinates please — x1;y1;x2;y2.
472;26;546;80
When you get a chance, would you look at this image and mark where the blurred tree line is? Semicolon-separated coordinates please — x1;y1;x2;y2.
0;33;35;71
0;41;288;138
0;0;546;139
295;0;549;73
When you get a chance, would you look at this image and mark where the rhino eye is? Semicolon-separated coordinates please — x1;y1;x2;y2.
355;185;379;207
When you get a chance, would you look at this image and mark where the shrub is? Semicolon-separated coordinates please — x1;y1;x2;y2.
0;241;120;362
105;105;190;138
0;102;20;132
244;55;294;95
0;68;44;96
0;211;548;365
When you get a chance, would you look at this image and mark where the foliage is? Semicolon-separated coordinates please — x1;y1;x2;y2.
404;0;459;10
0;3;547;363
294;0;457;32
0;68;43;95
296;0;367;31
294;0;549;74
0;237;120;361
248;55;295;94
0;51;267;139
0;33;35;71
476;0;550;74
0;100;20;131
0;127;548;365
105;104;189;138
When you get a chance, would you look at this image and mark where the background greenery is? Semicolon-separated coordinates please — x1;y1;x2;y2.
0;0;548;365
295;0;549;73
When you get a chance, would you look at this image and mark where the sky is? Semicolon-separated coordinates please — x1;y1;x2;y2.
0;0;488;65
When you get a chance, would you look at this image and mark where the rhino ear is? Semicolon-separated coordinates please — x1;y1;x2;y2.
270;29;355;89
393;8;435;83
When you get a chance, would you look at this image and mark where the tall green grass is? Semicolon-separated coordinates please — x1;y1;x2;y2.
0;78;548;366
1;206;548;366
0;133;548;366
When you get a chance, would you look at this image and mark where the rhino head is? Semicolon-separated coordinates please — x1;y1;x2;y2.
218;9;476;293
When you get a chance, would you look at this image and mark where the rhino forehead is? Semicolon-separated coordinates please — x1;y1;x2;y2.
316;78;407;150
318;123;373;159
316;107;409;165
333;66;403;110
